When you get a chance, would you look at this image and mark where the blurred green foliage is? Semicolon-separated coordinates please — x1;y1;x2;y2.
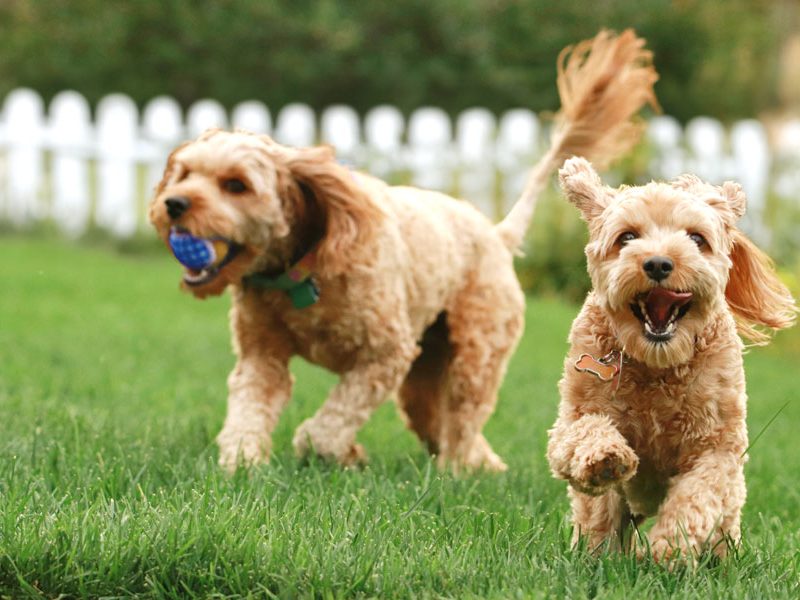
516;188;590;302
0;0;793;123
1;0;797;301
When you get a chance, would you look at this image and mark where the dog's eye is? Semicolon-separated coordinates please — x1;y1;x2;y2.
617;232;638;247
222;178;247;194
688;232;707;248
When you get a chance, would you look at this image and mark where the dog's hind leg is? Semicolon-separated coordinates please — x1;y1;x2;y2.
397;312;452;454
436;272;525;473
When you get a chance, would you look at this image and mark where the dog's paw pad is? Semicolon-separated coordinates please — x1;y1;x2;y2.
591;455;633;484
572;446;638;493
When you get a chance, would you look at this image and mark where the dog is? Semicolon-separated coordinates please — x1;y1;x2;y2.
547;156;797;560
149;30;658;473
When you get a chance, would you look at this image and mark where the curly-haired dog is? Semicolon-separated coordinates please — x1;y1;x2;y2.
547;157;797;560
150;30;658;472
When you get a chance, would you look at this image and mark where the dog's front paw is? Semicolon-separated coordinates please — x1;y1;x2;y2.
292;419;367;467
569;440;638;495
216;428;271;473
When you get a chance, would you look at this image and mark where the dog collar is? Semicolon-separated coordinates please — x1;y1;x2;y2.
244;248;320;309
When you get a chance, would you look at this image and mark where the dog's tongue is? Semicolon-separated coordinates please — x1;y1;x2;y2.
645;288;692;330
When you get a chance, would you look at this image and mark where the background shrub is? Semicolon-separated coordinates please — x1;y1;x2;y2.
0;0;792;123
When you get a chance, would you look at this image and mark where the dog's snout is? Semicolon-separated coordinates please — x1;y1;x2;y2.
643;256;674;282
165;196;191;220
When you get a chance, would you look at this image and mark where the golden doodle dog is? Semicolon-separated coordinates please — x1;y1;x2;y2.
150;30;658;473
547;157;797;560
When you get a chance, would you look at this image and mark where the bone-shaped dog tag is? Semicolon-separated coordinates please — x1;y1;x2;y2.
574;353;619;382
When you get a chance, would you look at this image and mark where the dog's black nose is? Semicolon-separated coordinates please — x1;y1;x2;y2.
643;256;674;282
165;197;190;220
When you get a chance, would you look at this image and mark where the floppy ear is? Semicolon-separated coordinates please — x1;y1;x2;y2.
719;181;747;219
703;181;747;225
286;146;384;276
673;174;747;225
558;157;611;222
725;229;797;344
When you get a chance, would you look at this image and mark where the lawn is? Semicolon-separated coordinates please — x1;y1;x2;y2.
1;236;799;599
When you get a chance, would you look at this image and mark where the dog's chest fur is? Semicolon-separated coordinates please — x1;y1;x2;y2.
610;361;736;469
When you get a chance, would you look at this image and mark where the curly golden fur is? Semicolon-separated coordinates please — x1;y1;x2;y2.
151;131;526;471
548;157;797;561
149;30;658;473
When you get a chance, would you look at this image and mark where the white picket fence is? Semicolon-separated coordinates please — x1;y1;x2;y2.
1;87;800;241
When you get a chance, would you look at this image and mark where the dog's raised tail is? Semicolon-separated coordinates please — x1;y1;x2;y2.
496;29;660;251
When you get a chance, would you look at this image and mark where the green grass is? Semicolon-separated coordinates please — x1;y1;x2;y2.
1;236;799;599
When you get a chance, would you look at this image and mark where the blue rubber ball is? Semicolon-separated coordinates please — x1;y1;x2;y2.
168;230;216;271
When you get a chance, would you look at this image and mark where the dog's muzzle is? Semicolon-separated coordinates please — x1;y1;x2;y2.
630;287;693;343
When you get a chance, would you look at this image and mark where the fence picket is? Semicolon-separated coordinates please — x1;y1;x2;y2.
96;94;139;237
232;101;271;134
407;107;454;191
731;119;770;241
774;119;800;201
0;87;797;241
686;116;731;183
457;108;497;217
142;96;184;199
275;103;315;148
187;99;228;139
50;91;92;236
364;105;404;178
647;115;684;180
321;105;361;165
497;109;539;214
3;89;45;225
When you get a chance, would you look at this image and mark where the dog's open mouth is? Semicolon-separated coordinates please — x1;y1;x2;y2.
630;287;693;343
168;227;242;287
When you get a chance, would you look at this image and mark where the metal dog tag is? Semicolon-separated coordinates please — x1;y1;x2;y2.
574;352;620;382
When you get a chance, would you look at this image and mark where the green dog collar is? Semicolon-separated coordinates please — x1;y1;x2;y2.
244;249;320;309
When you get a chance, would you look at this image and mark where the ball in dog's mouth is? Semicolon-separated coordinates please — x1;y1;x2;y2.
630;287;693;343
168;227;242;287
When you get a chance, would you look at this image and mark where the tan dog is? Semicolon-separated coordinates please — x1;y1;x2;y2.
149;30;658;473
547;157;797;560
